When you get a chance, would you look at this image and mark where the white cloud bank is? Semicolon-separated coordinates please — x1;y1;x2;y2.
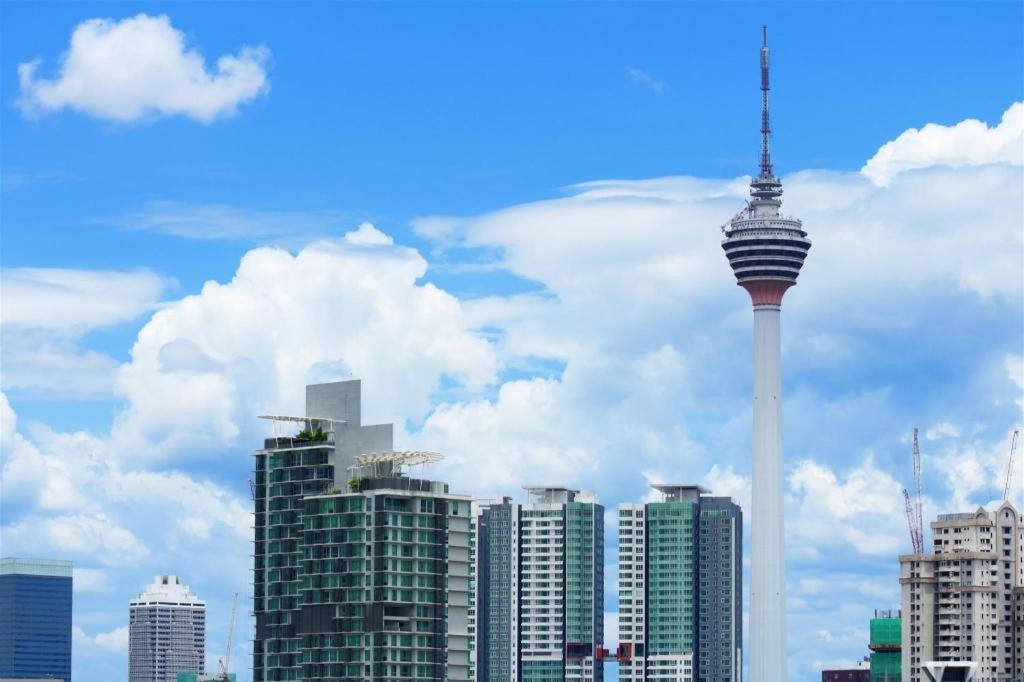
109;224;496;462
862;101;1023;186
17;13;269;123
2;103;1022;682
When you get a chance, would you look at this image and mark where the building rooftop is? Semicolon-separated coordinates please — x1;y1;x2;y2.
651;484;714;503
131;575;205;606
651;484;711;493
0;557;73;577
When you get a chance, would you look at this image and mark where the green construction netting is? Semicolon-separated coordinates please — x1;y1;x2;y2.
870;651;900;681
869;617;900;647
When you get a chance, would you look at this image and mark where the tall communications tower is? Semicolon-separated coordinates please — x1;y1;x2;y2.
721;26;811;682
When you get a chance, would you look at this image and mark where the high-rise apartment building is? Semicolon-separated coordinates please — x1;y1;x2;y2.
254;380;472;681
254;380;392;681
0;558;73;682
475;488;605;682
899;501;1023;682
618;485;742;682
128;575;206;682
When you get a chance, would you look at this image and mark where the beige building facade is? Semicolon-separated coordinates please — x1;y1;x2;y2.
899;501;1023;682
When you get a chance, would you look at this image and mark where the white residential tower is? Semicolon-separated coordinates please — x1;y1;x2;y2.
129;575;206;682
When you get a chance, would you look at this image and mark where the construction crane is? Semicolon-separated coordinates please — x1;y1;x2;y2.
902;488;922;554
912;428;925;553
218;592;238;681
1004;429;1020;502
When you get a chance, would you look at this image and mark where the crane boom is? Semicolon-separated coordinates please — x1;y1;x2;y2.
1004;429;1020;502
219;592;238;680
903;487;922;554
913;428;924;553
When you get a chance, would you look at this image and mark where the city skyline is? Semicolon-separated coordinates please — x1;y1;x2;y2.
1;3;1023;682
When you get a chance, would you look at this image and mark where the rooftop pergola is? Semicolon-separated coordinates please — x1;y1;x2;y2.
351;451;444;478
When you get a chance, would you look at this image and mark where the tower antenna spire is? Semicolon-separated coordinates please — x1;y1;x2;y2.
760;25;772;179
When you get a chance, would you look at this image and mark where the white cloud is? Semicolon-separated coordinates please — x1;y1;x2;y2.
109;233;497;462
1;267;166;333
1007;354;1024;412
925;421;960;441
1;392;250;569
422;378;599;496
74;624;129;653
345;222;394;246
3;102;1023;682
787;456;907;557
419;110;1023;318
862;101;1023;186
72;568;111;594
1;267;167;396
17;13;269;123
626;67;668;93
932;427;1024;512
114;202;354;241
3;513;150;566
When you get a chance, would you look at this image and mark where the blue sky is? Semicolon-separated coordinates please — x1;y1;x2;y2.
1;2;1022;681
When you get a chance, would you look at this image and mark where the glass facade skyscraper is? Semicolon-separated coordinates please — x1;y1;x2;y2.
0;557;73;682
618;486;742;682
474;488;604;682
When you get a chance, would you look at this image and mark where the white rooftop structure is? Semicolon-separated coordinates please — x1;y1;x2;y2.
130;574;206;606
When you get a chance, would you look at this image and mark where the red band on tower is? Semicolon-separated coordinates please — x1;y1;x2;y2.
741;280;791;306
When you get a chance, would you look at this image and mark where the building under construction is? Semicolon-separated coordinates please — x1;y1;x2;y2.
868;610;900;682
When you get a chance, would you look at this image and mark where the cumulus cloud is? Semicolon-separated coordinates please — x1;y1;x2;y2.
1;390;250;577
931;426;1024;512
108;228;496;462
2;513;150;567
74;624;129;653
17;13;269;123
787;457;908;557
3;103;1023;682
862;101;1023;186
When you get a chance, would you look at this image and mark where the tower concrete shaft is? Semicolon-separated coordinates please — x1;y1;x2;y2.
720;26;810;682
750;304;786;682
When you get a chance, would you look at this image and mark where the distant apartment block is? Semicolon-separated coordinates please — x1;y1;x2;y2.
899;501;1023;682
821;669;870;682
0;558;73;682
254;380;471;681
129;575;206;682
618;485;742;682
475;488;605;682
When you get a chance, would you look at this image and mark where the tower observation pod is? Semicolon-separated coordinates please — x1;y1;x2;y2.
720;27;810;682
